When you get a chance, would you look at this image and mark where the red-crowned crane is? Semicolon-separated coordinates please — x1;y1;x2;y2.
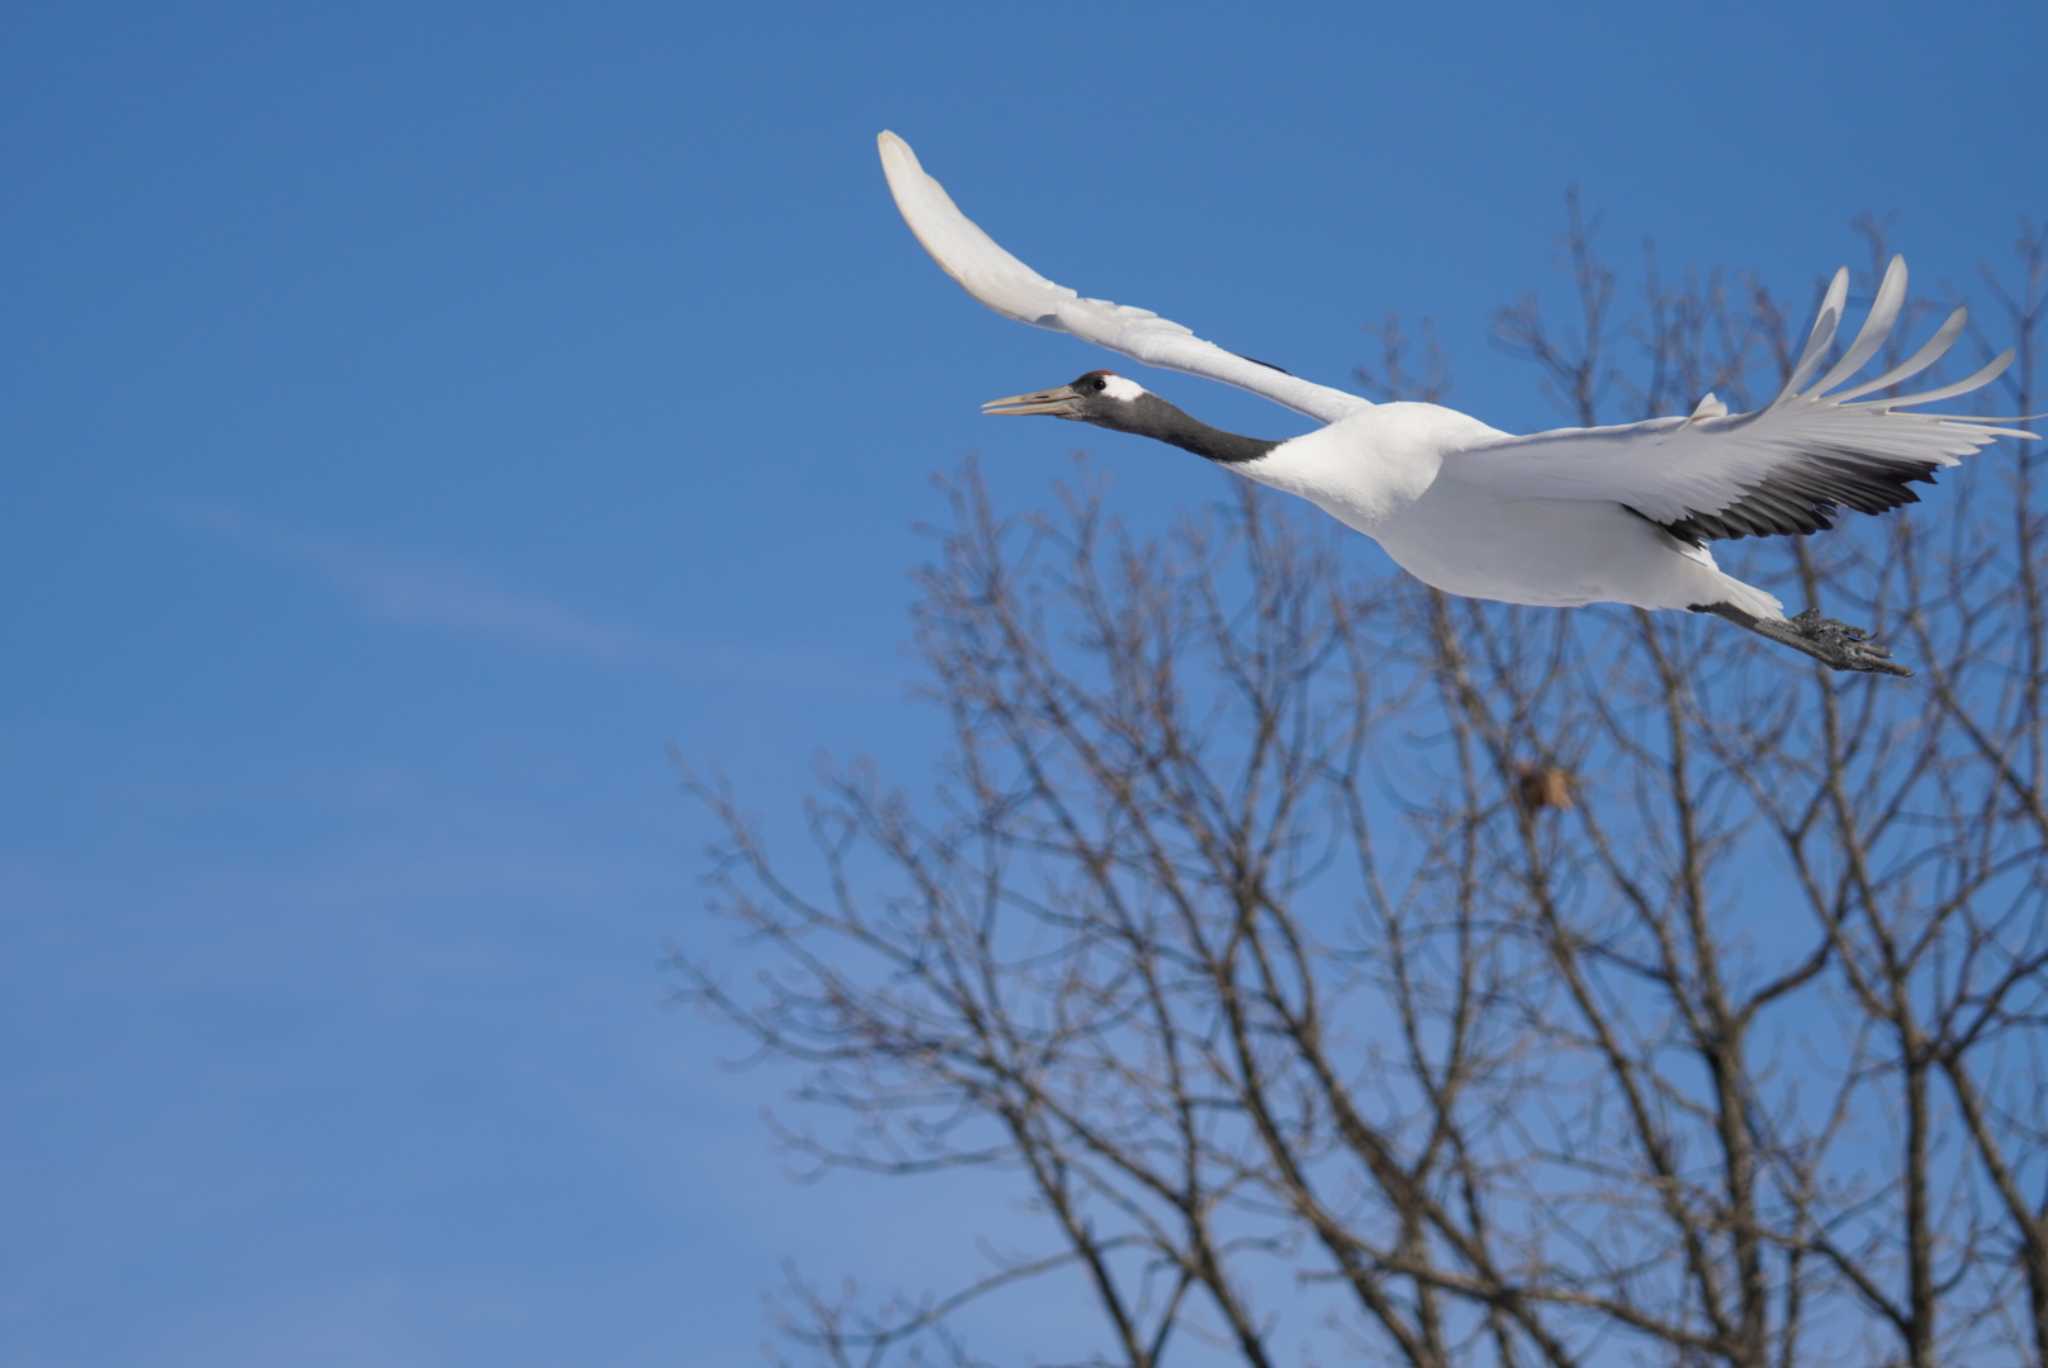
878;131;2035;676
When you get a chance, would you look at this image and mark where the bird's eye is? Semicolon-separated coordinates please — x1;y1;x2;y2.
1090;377;1107;392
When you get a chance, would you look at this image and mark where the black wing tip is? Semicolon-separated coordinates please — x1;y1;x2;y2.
1229;349;1294;376
1652;455;1945;545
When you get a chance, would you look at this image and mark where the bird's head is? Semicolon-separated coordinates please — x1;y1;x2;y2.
982;370;1153;432
979;367;1276;466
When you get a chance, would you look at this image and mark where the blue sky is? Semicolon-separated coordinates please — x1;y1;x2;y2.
3;2;2043;1362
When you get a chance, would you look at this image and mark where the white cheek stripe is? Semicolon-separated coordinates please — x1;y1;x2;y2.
1101;375;1146;402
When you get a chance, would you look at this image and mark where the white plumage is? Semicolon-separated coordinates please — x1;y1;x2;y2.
877;131;2033;675
877;132;1367;425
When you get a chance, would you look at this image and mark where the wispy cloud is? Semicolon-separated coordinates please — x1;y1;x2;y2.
166;499;883;690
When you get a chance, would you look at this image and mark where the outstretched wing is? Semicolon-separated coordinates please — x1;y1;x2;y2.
877;131;1371;426
1441;256;2034;543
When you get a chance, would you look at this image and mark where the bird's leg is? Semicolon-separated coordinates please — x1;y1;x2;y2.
1693;603;1912;678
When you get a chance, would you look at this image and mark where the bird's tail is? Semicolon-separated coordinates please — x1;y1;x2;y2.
1706;572;1785;623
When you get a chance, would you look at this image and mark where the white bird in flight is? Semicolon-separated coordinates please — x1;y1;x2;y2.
877;131;2036;677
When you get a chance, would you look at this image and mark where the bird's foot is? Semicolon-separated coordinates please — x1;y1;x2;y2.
1694;601;1913;677
1781;609;1911;677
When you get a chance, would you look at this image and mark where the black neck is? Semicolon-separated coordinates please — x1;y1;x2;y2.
1120;394;1278;465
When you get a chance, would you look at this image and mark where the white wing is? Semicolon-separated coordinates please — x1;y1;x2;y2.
1442;256;2034;542
878;131;1371;426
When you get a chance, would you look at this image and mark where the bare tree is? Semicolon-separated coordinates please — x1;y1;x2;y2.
677;212;2047;1367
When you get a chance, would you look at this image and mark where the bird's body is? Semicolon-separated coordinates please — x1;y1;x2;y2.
1241;402;1786;620
878;131;2035;675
